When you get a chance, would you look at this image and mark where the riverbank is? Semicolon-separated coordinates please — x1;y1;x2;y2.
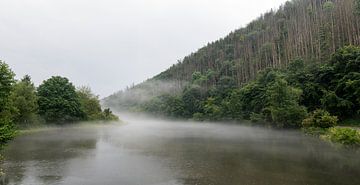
303;125;360;148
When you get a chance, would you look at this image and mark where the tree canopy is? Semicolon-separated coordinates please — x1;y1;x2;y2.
0;61;16;145
10;75;39;125
37;76;85;123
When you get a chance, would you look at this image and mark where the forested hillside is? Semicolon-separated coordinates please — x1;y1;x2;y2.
154;0;360;84
104;0;360;125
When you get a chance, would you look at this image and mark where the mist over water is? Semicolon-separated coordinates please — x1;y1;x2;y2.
1;113;360;185
102;80;185;111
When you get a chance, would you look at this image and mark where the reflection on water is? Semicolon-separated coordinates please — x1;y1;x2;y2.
1;114;360;185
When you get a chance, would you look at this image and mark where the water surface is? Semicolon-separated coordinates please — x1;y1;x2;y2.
2;115;360;185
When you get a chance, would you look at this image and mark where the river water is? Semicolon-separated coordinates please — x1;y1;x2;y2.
1;114;360;185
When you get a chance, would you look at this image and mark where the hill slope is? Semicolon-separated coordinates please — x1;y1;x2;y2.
104;0;360;113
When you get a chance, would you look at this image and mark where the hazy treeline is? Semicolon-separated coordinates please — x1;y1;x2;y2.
138;46;359;124
106;46;360;146
138;46;360;146
103;79;185;111
0;61;118;146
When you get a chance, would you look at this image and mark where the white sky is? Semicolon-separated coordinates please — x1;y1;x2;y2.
0;0;288;97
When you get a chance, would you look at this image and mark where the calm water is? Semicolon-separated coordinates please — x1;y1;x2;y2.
1;114;360;185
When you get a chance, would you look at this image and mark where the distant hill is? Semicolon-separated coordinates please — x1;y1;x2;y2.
104;0;360;111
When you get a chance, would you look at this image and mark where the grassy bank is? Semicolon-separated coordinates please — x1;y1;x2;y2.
303;126;360;148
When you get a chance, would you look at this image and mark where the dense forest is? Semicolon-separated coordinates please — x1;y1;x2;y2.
104;0;360;145
105;0;360;109
0;61;118;148
154;0;360;84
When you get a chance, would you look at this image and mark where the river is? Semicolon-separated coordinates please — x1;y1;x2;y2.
1;114;360;185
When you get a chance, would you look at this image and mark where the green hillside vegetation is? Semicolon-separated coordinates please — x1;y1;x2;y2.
104;0;360;146
0;61;118;148
132;45;360;146
138;46;359;126
105;0;360;111
153;0;360;83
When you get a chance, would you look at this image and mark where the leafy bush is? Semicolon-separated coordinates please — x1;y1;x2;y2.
302;109;338;128
77;86;104;121
203;97;223;120
250;113;263;123
0;117;16;144
324;127;360;147
193;113;205;121
101;108;119;121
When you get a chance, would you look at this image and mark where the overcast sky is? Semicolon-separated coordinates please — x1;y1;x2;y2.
0;0;288;97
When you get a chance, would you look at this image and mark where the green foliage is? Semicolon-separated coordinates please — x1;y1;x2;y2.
37;76;85;123
323;1;335;12
324;127;360;147
203;97;223;120
101;108;119;121
249;113;264;123
9;75;40;125
0;62;120;152
0;61;15;110
284;47;360;119
331;45;360;75
111;46;360;130
193;112;205;121
340;118;360;126
265;77;307;128
302;109;338;128
77;86;119;121
226;69;283;120
228;81;266;119
302;127;329;136
299;79;324;111
142;94;186;118
182;86;204;117
225;89;245;120
0;61;16;145
355;0;360;16
0;117;16;145
77;86;103;121
267;105;307;128
321;91;354;117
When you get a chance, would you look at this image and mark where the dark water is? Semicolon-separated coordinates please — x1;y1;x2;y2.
1;115;360;185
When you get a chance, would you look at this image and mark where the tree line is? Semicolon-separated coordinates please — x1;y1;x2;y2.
139;46;358;125
0;62;118;146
